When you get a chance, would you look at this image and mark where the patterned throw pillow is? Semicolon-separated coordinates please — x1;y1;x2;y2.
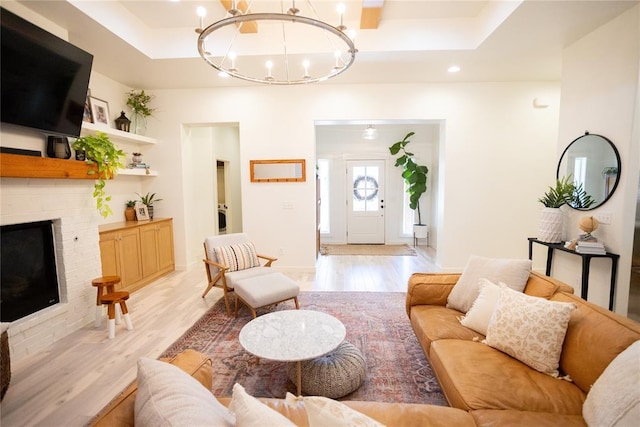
284;393;384;427
484;286;576;377
213;242;260;272
229;383;296;427
447;255;532;313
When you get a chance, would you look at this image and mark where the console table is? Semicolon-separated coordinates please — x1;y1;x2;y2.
527;238;619;310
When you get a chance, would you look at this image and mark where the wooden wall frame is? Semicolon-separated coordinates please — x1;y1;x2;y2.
250;159;306;182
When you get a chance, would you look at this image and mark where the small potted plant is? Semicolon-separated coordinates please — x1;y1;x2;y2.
126;89;155;135
389;132;429;239
72;132;125;218
124;200;136;221
137;192;163;219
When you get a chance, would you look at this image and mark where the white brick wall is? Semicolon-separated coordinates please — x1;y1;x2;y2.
0;178;103;360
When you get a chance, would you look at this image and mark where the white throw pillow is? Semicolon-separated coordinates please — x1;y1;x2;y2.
583;340;640;427
484;287;576;377
229;383;296;427
447;255;532;313
459;278;501;335
134;357;235;427
213;242;260;272
284;393;383;427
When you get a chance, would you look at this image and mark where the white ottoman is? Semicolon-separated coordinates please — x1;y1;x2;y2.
234;272;300;318
287;341;366;398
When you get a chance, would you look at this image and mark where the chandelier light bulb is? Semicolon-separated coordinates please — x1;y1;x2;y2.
336;3;346;31
195;6;207;33
303;59;310;79
266;60;274;81
228;51;237;71
333;50;343;70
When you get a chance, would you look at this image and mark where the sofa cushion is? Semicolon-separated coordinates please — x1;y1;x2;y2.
471;409;587;427
582;340;640;427
229;383;296;427
484;286;576;377
446;255;531;313
429;339;585;414
134;357;234;427
459;278;501;336
410;305;481;351
213;242;260;272
551;292;640;394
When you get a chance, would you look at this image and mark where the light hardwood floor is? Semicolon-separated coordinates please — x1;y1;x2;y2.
0;246;437;427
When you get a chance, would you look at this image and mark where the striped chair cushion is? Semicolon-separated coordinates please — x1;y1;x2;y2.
213;242;260;272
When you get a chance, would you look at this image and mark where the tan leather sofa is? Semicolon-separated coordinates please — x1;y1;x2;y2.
91;349;475;427
406;271;640;426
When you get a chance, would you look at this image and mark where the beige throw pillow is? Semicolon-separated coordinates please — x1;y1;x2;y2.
484;287;576;377
229;383;296;427
583;340;640;427
213;242;260;272
459;278;501;335
134;357;235;427
447;255;532;313
284;393;384;427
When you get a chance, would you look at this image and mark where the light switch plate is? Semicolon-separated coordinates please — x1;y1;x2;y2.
594;211;612;225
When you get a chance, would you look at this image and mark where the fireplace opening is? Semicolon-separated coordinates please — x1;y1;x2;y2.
1;220;60;322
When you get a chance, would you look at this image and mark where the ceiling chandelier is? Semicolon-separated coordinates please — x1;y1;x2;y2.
362;124;378;140
196;1;358;85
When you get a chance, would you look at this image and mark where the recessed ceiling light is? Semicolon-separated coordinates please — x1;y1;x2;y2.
448;65;461;73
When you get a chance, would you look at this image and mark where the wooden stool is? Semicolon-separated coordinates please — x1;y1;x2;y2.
92;276;121;328
100;291;133;339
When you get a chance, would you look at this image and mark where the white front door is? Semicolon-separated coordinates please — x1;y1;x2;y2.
346;160;385;244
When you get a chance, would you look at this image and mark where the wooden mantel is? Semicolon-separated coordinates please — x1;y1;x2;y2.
0;153;102;179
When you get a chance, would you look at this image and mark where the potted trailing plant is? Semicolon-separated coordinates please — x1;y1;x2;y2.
72;132;125;218
124;200;136;221
126;89;155;135
137;192;162;219
389;132;429;238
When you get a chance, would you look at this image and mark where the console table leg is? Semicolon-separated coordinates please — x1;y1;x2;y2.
609;258;618;311
581;258;591;300
545;247;554;276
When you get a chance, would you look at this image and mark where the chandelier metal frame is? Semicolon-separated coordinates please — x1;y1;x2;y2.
196;4;357;85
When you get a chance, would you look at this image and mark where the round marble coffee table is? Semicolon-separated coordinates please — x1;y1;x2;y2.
239;310;346;395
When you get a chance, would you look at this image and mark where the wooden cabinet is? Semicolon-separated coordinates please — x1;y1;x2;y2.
99;218;174;293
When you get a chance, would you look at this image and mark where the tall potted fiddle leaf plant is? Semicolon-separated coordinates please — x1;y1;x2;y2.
389;132;429;238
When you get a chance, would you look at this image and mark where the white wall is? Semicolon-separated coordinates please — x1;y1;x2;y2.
150;82;560;272
547;5;640;314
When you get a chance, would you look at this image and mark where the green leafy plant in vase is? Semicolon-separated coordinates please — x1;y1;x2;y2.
72;132;125;218
389;131;429;238
125;200;137;221
126;89;155;135
137;192;163;219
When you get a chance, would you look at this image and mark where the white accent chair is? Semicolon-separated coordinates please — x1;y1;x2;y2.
202;233;299;317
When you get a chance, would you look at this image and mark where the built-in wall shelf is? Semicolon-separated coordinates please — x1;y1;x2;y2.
119;168;158;177
80;122;156;145
0;153;101;179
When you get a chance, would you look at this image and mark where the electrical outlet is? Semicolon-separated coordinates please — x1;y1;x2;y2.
278;247;284;255
594;211;612;225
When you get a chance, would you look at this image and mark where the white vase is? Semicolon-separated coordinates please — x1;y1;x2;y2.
538;208;563;243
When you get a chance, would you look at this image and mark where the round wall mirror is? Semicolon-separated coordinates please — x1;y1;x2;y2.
557;132;621;211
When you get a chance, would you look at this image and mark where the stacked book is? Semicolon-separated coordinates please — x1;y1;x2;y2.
576;241;606;255
129;163;151;169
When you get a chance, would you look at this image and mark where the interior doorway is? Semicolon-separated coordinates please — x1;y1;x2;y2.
627;176;640;322
216;160;229;235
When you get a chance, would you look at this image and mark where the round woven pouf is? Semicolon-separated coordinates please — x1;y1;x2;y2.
287;341;366;398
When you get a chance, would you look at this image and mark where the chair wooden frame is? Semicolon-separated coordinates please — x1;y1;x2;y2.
202;242;277;316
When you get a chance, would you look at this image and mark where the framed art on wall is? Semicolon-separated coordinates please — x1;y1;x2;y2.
90;96;110;127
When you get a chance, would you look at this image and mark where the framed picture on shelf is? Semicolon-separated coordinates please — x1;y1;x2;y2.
90;96;110;127
83;95;93;123
135;203;150;221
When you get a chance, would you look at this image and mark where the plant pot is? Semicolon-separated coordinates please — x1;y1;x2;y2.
413;224;429;239
124;207;136;221
538;207;563;243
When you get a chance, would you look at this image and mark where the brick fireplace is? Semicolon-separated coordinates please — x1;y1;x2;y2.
0;177;102;360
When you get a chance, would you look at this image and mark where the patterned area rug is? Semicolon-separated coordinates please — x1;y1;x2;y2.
162;292;446;405
320;244;417;256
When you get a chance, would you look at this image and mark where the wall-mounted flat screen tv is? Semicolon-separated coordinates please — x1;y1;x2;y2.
1;8;93;137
